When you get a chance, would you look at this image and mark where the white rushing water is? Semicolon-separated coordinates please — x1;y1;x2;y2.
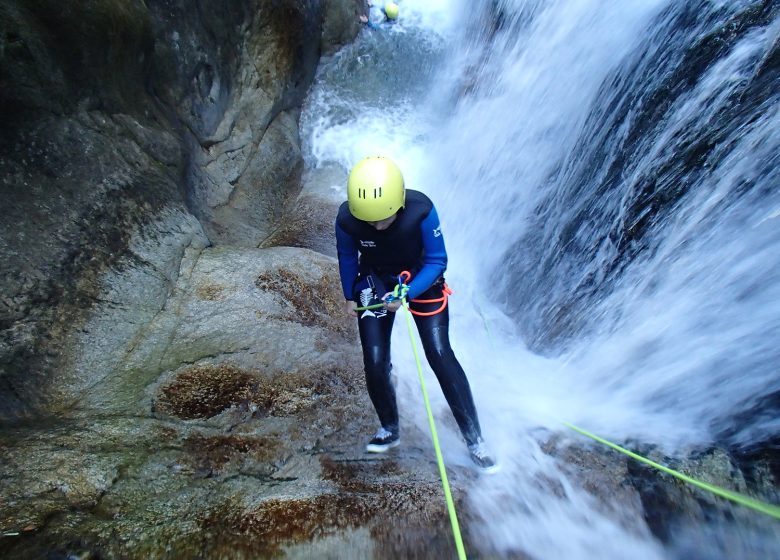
301;1;780;557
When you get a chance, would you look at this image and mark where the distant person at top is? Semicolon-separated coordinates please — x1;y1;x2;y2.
359;1;400;28
335;156;498;472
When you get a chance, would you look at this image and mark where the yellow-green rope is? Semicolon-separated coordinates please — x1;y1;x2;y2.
475;302;780;521
563;422;780;520
401;299;468;560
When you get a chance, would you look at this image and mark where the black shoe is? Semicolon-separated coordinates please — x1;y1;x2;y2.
366;427;400;453
468;439;499;473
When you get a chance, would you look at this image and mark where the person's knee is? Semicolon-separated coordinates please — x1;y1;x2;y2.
420;327;454;361
423;346;449;370
363;345;390;377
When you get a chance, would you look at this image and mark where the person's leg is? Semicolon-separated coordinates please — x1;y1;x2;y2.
411;295;482;446
412;294;498;470
355;273;399;451
358;310;398;433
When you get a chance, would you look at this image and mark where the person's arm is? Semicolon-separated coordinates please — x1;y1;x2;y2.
335;221;360;300
406;206;448;299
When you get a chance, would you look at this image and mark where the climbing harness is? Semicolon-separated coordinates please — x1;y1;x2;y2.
355;270;452;316
397;270;452;316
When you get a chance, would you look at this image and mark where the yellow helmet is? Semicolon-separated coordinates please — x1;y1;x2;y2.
384;2;399;20
347;156;405;221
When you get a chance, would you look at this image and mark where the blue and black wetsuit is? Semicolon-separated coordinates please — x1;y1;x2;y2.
335;189;483;445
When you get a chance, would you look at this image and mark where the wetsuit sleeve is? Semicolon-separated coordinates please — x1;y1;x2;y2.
408;206;447;300
335;221;360;300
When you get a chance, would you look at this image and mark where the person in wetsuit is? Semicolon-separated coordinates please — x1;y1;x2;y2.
335;156;497;471
359;1;400;27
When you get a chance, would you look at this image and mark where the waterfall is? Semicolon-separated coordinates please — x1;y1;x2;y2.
302;0;780;557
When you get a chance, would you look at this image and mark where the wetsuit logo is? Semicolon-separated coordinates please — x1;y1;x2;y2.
360;240;376;247
433;226;442;237
358;276;386;319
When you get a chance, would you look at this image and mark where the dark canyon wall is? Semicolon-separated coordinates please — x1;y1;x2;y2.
0;0;364;419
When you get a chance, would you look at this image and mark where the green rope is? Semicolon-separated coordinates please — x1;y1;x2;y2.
473;302;780;521
401;298;468;560
563;422;780;520
354;303;385;311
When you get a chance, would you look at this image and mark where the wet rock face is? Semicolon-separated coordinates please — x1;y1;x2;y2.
145;0;364;247
0;234;455;558
0;107;200;419
541;434;780;557
154;364;259;420
0;1;487;558
1;2;163;418
0;0;363;418
153;361;347;423
149;0;321;247
0;0;155;119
